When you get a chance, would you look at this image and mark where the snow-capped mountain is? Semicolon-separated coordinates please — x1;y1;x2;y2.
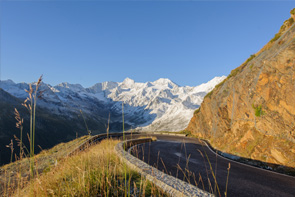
0;76;226;132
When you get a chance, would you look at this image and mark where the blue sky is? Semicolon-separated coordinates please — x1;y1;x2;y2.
1;1;294;87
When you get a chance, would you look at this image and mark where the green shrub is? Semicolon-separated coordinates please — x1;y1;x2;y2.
205;90;213;99
252;104;265;117
194;108;200;115
245;54;256;64
204;78;227;100
270;33;281;43
228;67;240;78
288;17;294;25
215;79;226;89
290;8;295;15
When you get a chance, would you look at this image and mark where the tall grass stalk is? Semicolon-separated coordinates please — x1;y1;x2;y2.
197;147;213;192
14;108;24;195
106;113;110;197
22;75;43;179
122;102;127;197
214;150;218;195
14;109;24;161
203;151;221;196
25;84;34;178
80;109;90;135
32;76;42;157
6;140;14;194
225;163;231;197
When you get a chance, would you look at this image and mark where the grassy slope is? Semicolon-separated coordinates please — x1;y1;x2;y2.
0;135;91;195
1;138;166;197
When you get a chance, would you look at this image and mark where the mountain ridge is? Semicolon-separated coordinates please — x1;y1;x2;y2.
1;76;226;132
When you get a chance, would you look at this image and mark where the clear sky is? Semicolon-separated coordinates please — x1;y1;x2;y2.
0;1;294;87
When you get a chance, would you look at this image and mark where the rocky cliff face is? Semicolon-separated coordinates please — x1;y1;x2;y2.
187;9;295;169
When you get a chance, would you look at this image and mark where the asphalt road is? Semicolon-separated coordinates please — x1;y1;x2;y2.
126;134;295;197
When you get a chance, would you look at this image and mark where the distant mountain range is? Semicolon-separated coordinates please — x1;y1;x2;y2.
0;76;225;165
1;76;226;132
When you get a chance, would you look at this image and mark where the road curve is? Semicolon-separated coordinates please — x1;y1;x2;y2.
125;134;295;197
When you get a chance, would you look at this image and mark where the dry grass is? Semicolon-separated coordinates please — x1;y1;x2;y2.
3;139;165;197
0;135;91;196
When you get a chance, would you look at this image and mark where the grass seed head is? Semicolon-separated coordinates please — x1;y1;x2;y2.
14;108;23;128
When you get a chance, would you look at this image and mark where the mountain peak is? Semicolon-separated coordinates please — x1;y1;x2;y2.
56;82;84;91
153;78;178;87
123;77;135;83
57;82;69;87
1;79;15;85
154;78;171;83
121;77;135;88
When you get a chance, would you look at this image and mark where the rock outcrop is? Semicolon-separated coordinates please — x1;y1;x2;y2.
186;9;295;170
291;8;295;21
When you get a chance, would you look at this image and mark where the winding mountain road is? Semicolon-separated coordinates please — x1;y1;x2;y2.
125;134;295;197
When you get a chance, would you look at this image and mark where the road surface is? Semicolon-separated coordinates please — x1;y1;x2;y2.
126;134;295;197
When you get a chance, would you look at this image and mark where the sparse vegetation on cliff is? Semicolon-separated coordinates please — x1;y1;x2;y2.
270;16;294;43
214;79;226;89
252;104;265;117
288;17;294;25
204;90;213;99
204;53;257;100
245;54;256;65
194;108;200;115
271;33;282;43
